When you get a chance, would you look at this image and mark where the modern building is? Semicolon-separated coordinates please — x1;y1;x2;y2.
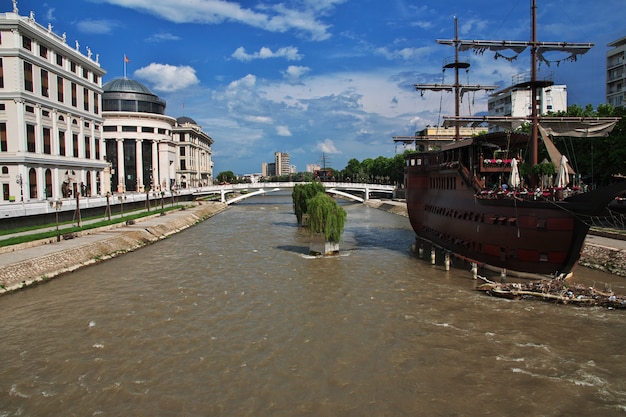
488;80;567;120
275;151;291;176
0;7;107;202
172;116;214;188
102;78;176;193
607;36;626;108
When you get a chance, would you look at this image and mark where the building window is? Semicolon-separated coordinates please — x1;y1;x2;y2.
57;76;64;102
70;61;76;73
43;127;51;154
0;123;6;152
83;87;89;111
93;74;99;84
71;82;77;107
24;62;33;92
58;130;66;156
25;105;34;113
82;68;88;79
180;147;185;156
158;128;167;135
93;92;99;114
103;125;117;132
85;136;91;159
56;53;63;66
0;58;4;88
39;45;48;59
95;138;100;159
72;133;79;157
122;126;137;132
141;127;154;133
180;160;186;170
41;69;49;97
27;124;35;152
22;36;32;51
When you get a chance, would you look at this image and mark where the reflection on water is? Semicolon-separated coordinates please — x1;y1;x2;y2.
1;192;625;416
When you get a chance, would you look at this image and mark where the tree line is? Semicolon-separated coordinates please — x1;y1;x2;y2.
216;103;626;187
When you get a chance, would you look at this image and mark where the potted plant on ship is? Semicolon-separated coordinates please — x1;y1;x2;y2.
306;193;347;256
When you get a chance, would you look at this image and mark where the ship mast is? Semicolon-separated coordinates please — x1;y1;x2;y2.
415;17;497;141
530;0;539;171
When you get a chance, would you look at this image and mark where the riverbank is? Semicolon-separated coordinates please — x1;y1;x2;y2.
365;198;626;277
0;202;227;295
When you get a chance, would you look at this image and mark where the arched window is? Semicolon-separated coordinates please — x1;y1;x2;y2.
1;166;8;174
45;169;52;198
28;168;37;199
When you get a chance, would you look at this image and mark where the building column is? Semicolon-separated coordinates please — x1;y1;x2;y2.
135;139;144;192
116;138;125;193
152;140;159;191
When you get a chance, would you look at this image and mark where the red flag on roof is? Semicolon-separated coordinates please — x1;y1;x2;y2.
124;55;130;63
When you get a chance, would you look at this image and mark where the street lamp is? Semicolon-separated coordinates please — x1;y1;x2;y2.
118;194;126;218
49;199;63;242
16;174;24;202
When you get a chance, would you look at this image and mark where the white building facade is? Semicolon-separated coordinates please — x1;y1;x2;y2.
488;83;567;119
102;78;176;193
0;8;107;202
607;36;626;108
172;116;214;188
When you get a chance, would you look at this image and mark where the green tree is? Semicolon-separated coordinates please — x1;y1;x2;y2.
216;171;235;183
292;182;325;225
306;193;347;243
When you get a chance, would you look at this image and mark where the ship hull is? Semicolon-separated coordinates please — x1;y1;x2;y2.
405;151;626;276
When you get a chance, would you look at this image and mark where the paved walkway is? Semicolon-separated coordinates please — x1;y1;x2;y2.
0;203;227;268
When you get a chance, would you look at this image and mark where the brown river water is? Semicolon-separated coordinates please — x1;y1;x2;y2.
1;191;625;416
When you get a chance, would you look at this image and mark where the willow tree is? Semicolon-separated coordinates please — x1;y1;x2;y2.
306;193;347;256
292;182;325;225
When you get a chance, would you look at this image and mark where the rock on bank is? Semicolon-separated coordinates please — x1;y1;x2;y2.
0;202;227;295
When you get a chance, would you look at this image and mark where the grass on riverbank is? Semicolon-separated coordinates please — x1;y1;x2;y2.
0;205;186;247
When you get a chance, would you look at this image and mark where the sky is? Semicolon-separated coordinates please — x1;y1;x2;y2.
14;0;626;175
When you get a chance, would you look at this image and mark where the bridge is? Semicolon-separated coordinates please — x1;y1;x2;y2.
193;182;395;204
0;182;396;219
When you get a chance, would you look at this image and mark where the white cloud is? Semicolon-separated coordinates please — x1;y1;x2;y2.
245;115;273;124
76;19;118;34
231;46;303;62
98;0;335;40
281;65;311;83
316;139;340;154
145;32;181;42
276;125;292;136
374;46;432;61
134;63;200;92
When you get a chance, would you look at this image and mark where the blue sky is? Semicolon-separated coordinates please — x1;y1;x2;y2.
16;0;626;175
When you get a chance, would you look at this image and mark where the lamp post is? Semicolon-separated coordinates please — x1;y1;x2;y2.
49;199;63;242
105;192;111;220
16;174;24;202
118;194;126;218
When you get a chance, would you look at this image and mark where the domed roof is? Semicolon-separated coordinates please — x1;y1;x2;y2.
103;78;155;95
177;116;198;125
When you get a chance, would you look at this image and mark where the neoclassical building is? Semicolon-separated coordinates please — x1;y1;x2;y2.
0;6;107;202
102;78;177;193
173;116;214;188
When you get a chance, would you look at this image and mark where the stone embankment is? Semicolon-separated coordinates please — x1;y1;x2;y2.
0;202;227;295
365;199;626;277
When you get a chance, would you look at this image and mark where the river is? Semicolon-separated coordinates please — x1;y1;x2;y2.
1;191;625;416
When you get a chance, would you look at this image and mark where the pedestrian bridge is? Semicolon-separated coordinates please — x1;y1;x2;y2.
194;182;396;205
0;182;395;218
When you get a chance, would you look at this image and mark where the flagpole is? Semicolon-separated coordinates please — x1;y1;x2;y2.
123;54;127;78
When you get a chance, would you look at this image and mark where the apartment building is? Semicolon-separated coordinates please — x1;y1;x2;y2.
488;83;567;119
275;151;290;176
0;8;107;202
607;36;626;108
